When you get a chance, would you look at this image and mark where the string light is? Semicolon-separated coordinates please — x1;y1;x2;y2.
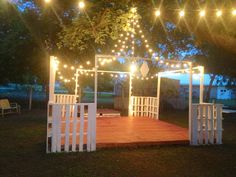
78;1;85;9
232;9;236;16
86;61;91;65
44;0;51;3
155;10;161;17
179;10;185;17
199;10;206;17
216;10;222;17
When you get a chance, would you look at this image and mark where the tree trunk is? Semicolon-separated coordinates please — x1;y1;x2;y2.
205;74;216;102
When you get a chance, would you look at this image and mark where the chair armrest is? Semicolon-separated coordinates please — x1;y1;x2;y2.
10;103;18;108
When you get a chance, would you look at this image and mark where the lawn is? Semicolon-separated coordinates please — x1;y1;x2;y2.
0;110;236;177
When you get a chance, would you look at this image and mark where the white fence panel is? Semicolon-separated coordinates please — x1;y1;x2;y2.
191;103;223;145
47;103;96;153
54;94;77;104
131;96;158;118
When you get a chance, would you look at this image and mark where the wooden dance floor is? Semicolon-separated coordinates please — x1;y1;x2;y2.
96;117;189;147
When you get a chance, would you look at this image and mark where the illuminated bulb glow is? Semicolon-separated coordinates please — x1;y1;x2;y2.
155;10;161;17
130;64;137;73
86;61;90;65
200;10;205;17
232;9;236;16
44;0;51;3
78;1;85;9
216;10;222;17
179;10;185;17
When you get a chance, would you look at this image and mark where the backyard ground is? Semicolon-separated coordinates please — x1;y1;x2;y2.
0;110;236;177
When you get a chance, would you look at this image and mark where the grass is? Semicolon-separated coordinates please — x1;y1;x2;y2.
0;110;236;177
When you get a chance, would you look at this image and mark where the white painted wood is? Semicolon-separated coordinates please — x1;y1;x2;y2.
79;105;84;152
199;105;203;144
51;105;58;152
157;74;161;119
56;105;62;152
90;104;96;151
216;104;223;144
191;104;198;145
205;105;209;144
64;105;71;152
49;56;56;103
209;105;214;144
191;103;223;145
199;66;204;104
189;63;193;142
87;105;91;152
55;94;77;104
72;104;78;152
128;73;133;116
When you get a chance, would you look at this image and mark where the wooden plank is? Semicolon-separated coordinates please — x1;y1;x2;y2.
90;104;96;151
87;104;91;152
205;105;209;144
216;105;223;144
199;105;203;144
209;105;214;144
64;105;71;152
72;104;78;152
51;105;58;152
79;105;85;152
191;104;198;145
56;104;62;152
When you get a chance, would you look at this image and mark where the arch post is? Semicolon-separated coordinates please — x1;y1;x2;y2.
49;56;57;104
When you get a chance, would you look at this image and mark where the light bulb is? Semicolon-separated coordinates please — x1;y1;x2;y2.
78;1;85;9
155;10;161;17
179;10;185;17
216;10;222;17
199;10;205;17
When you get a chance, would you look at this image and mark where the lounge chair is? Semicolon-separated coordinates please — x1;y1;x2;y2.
0;99;21;117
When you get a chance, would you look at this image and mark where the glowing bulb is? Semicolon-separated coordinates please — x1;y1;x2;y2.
232;9;236;16
149;49;153;52
131;7;137;13
130;64;137;73
199;10;205;17
179;10;185;17
78;1;85;9
63;64;68;68
216;10;222;17
141;35;144;38
86;61;90;65
114;44;117;47
44;0;51;3
120;34;124;37
71;66;75;70
155;10;161;17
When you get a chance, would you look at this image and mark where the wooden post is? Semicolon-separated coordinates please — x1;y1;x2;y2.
189;63;193;142
94;55;98;151
156;73;161;119
128;72;133;116
75;69;79;103
199;66;204;104
49;56;57;104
